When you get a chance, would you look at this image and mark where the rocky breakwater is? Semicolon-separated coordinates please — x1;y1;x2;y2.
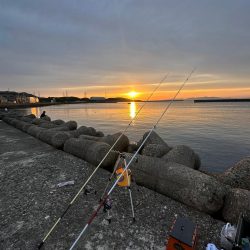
123;131;225;215
218;157;250;191
1;113;120;170
125;153;226;215
64;132;129;170
1;111;249;224
218;157;250;224
64;138;118;170
131;130;249;223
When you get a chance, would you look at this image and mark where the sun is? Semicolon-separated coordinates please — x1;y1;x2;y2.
128;91;138;99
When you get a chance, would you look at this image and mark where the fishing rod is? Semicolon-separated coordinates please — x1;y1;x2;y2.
38;74;169;249
68;68;196;250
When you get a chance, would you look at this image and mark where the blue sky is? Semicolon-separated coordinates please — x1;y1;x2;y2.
0;0;250;98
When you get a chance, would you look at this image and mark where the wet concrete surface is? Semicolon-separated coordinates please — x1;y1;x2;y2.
0;121;224;250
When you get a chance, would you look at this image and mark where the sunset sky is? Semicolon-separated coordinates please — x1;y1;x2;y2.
0;0;250;100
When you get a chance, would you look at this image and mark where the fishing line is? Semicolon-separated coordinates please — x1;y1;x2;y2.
38;73;169;249
68;68;196;250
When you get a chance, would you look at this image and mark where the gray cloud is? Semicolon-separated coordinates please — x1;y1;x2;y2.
0;0;250;96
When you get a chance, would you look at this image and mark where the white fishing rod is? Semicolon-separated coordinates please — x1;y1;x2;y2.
68;68;196;250
38;74;169;249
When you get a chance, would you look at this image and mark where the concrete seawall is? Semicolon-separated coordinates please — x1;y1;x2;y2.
0;121;224;249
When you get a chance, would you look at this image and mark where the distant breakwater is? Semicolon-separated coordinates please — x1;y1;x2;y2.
194;98;250;103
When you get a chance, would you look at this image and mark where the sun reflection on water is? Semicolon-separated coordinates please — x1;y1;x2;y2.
129;102;136;119
31;107;40;117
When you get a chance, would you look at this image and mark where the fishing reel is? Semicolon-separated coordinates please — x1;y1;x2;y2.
103;197;112;213
103;197;112;224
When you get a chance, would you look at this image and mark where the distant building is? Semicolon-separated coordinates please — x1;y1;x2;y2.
90;97;106;102
51;98;56;103
0;91;39;104
27;96;39;103
0;96;8;104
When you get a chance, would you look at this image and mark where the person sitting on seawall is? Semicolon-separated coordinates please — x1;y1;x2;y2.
40;111;46;118
40;111;51;121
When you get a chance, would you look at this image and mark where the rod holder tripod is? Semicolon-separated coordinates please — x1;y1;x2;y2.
102;153;136;223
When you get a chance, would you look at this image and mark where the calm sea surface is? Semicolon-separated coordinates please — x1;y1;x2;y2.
24;101;250;172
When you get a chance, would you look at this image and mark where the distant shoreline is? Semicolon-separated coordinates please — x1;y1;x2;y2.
0;102;68;109
0;99;184;109
1;98;249;109
0;101;124;109
194;98;250;103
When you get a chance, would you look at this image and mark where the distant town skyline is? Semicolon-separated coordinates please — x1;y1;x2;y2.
0;1;250;100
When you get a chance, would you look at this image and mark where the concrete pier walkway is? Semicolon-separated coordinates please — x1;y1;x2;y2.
0;121;223;249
